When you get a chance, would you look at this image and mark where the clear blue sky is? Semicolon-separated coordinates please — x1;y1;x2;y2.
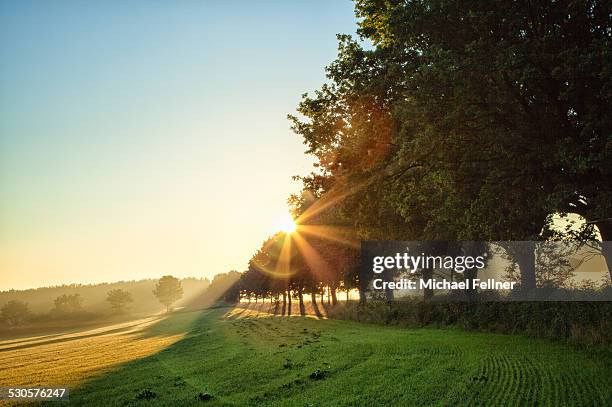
0;0;359;289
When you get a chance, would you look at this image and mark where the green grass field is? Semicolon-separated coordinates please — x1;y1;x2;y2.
1;306;610;406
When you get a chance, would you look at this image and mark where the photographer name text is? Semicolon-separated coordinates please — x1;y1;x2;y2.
372;278;517;291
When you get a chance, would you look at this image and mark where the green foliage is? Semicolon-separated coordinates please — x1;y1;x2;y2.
66;308;611;405
239;227;360;308
281;0;612;295
153;275;184;312
1;300;29;327
330;300;612;347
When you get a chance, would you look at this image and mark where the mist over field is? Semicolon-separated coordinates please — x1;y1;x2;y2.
0;278;209;316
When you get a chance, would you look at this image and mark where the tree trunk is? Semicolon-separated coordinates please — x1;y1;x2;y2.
382;269;394;302
422;268;434;300
464;268;477;301
311;292;317;305
298;287;305;315
596;221;612;281
287;290;292;316
358;273;368;304
331;287;338;306
515;242;537;292
463;241;485;301
358;287;366;304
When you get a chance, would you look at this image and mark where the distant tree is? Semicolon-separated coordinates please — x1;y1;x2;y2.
183;271;241;310
52;294;83;315
106;289;133;313
153;275;183;312
218;272;241;303
1;300;30;327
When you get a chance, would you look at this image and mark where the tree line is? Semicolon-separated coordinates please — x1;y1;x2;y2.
236;0;611;305
1;275;187;329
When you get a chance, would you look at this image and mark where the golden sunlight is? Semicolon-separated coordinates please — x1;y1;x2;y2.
276;213;297;234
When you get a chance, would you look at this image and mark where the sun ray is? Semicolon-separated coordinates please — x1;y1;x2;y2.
295;178;370;225
291;232;333;281
274;234;293;277
251;234;296;279
297;224;360;249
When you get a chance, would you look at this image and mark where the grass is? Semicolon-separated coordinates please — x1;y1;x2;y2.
0;311;161;341
0;314;188;406
1;306;610;406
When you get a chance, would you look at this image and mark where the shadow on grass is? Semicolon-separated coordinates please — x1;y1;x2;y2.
320;302;332;317
232;301;330;320
41;304;612;407
0;317;163;352
52;308;229;406
311;301;323;319
223;306;248;320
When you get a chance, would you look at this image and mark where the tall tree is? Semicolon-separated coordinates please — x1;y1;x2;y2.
153;275;183;313
355;0;612;277
289;0;612;295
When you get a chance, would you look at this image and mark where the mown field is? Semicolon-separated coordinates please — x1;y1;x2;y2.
1;306;610;406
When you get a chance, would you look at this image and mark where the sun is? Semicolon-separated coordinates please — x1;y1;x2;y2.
277;213;297;234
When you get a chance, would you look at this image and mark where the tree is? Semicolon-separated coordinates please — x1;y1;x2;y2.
1;300;29;327
153;275;183;312
106;289;133;313
287;0;611;299
206;271;242;304
52;293;83;315
354;0;612;278
182;271;241;310
241;233;291;310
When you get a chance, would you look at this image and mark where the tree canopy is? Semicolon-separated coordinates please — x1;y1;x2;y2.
52;293;83;315
237;0;611;304
106;289;133;313
153;276;184;313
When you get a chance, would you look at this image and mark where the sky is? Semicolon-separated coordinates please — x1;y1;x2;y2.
0;0;359;290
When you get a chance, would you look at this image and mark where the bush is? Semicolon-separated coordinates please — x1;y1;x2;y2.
1;300;30;327
52;293;83;316
328;300;612;347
